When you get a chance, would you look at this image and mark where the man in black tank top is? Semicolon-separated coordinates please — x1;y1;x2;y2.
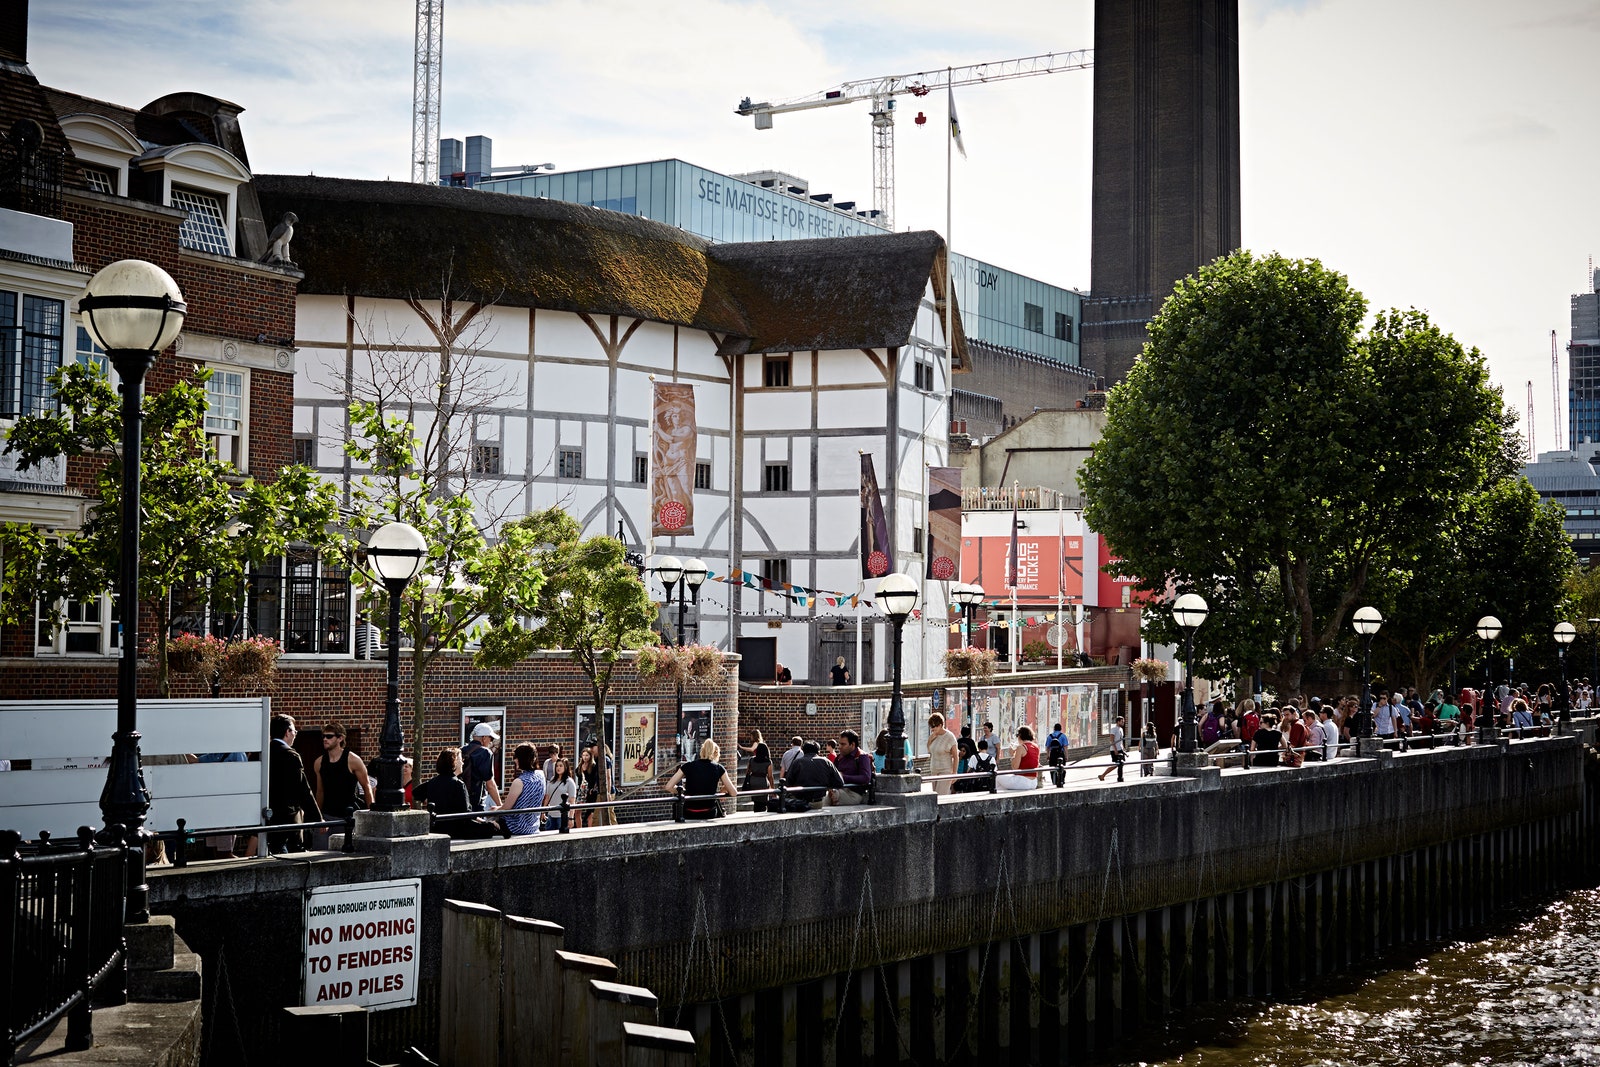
313;721;374;817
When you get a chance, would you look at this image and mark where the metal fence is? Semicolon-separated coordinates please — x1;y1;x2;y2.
1;827;130;1065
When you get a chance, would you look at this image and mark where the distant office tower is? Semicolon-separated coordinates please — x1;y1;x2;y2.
1571;269;1600;449
1083;0;1241;384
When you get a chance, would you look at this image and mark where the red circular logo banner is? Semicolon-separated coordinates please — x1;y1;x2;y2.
867;551;890;577
930;556;956;580
657;501;687;530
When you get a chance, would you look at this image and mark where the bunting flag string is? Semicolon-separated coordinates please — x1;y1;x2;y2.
705;569;862;610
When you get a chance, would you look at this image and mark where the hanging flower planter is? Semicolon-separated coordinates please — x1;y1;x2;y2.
944;646;998;683
1132;657;1170;684
222;636;282;682
166;632;225;676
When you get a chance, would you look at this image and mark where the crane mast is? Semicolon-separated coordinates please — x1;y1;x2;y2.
737;49;1092;230
1528;380;1537;459
411;0;444;185
1553;329;1564;451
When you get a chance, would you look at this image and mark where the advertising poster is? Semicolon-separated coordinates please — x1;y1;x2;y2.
679;703;713;764
944;683;1103;752
621;705;658;787
303;877;421;1010
576;705;618;787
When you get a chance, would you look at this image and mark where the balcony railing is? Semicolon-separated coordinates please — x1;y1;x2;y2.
0;121;65;221
961;485;1080;511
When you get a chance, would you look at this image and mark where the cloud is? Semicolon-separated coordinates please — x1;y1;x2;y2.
1465;112;1558;145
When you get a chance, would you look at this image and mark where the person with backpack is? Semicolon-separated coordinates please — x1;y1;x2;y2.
1238;698;1261;765
1046;721;1069;787
462;722;503;811
1200;700;1223;748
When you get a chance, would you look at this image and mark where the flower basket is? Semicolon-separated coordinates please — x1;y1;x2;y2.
1132;657;1169;684
222;636;281;682
944;646;998;684
635;644;688;685
166;632;224;676
684;644;725;682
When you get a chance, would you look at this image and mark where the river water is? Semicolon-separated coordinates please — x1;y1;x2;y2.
1118;886;1600;1066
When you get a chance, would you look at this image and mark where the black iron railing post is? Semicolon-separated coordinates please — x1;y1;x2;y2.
559;795;571;834
65;829;95;1052
1;829;19;1065
673;782;686;823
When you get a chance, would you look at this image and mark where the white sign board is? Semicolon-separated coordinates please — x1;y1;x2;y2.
303;877;422;1010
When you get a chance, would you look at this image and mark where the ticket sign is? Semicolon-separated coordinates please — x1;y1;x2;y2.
303;877;422;1010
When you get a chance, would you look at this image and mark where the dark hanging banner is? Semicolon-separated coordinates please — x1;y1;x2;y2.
927;466;962;581
860;453;893;579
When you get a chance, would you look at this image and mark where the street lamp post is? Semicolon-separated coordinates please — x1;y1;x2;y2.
1588;618;1600;707
367;522;428;811
1172;593;1209;754
877;573;920;775
682;558;707;644
1353;606;1383;752
952;583;983;725
1477;615;1502;744
80;260;187;922
1555;621;1577;729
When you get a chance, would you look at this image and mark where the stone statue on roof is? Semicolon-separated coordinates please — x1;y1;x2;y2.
263;211;297;265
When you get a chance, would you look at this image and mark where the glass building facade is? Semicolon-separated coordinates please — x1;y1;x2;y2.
478;159;1083;366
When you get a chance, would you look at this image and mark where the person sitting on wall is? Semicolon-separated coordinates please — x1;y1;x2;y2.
415;747;503;839
784;740;844;809
831;730;874;805
664;738;738;819
775;663;793;686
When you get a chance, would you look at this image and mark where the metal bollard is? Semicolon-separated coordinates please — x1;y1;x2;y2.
173;818;189;869
342;809;356;853
559;794;571;834
988;761;998;794
774;779;788;813
673;782;686;823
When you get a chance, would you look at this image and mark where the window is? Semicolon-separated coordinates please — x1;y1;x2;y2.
1055;312;1074;342
763;463;790;492
913;526;924;554
473;443;502;476
1023;302;1044;334
558;449;583;479
37;593;120;656
75;324;108;377
0;292;64;419
760;558;790;586
293;436;317;467
914;359;935;392
204;367;246;467
695;461;713;490
763;356;791;388
171;186;231;255
82;166;116;195
633;454;647;484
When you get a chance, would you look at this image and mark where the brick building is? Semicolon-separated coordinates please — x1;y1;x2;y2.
0;11;301;677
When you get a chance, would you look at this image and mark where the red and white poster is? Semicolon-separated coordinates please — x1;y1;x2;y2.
961;535;1083;600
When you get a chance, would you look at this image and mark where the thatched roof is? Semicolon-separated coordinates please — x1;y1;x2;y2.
255;175;961;358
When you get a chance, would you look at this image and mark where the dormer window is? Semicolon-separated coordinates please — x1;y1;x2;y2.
171;186;231;255
81;166;116;195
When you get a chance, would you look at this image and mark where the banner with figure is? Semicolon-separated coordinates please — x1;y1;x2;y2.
652;383;696;536
860;453;893;579
927;467;962;581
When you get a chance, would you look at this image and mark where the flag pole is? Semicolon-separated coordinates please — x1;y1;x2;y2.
1056;491;1064;672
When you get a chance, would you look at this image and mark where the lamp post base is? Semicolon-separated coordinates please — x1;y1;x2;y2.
1356;737;1390;760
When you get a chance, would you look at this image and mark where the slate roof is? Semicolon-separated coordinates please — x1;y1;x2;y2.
254;174;964;359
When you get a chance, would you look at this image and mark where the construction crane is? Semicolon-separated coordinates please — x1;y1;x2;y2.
411;0;444;185
736;49;1092;231
1553;329;1564;451
1528;380;1537;459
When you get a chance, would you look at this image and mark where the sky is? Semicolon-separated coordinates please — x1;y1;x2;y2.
28;0;1600;450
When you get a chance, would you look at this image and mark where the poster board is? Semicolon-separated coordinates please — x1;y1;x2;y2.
620;704;658;787
943;683;1103;750
680;703;713;765
461;706;506;788
576;705;619;788
860;698;932;756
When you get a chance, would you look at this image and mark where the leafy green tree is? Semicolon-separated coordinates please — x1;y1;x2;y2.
341;402;548;772
1081;251;1513;696
1369;478;1575;693
0;363;338;696
474;506;656;818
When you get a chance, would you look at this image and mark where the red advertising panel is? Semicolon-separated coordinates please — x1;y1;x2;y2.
961;536;1083;600
1098;553;1153;607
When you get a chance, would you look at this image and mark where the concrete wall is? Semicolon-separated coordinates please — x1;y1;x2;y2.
148;730;1593;1065
954;408;1108;509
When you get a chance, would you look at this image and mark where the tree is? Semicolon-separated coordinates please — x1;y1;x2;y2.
1080;251;1513;696
0;363;338;695
341;403;548;774
474;506;657;821
1370;477;1575;693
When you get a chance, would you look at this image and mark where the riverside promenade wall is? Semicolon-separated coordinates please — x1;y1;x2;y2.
148;729;1594;1065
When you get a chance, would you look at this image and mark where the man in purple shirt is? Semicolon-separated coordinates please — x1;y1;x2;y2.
830;729;874;806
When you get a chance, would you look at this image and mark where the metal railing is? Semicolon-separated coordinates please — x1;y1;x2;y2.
152;812;360;868
1;827;130;1066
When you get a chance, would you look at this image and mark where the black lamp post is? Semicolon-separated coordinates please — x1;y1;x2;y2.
1555;621;1576;728
1353;606;1383;742
80;259;187;922
1172;593;1208;754
1588;618;1599;710
366;521;428;811
1477;615;1502;744
877;572;920;775
682;558;707;644
952;582;983;723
